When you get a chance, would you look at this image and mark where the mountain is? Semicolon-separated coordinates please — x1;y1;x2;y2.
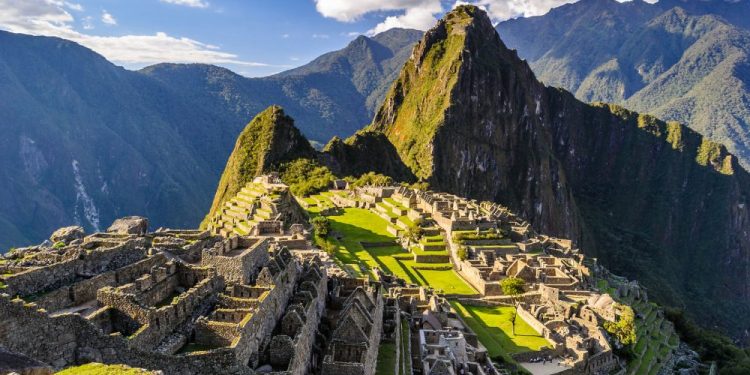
496;0;750;168
203;105;315;224
364;5;750;337
0;30;219;249
141;28;423;143
0;28;420;250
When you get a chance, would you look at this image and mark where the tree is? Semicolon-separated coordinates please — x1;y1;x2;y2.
406;219;423;245
501;277;525;335
604;304;636;345
310;216;330;238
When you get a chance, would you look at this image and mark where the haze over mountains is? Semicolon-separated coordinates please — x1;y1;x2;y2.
0;28;420;249
497;0;750;168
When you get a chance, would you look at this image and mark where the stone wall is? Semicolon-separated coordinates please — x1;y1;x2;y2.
267;262;327;375
4;240;148;297
34;254;168;313
202;237;270;284
0;295;252;375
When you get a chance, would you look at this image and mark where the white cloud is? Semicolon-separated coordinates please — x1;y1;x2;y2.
160;0;209;8
281;33;290;38
65;2;83;11
315;0;661;35
312;33;330;39
101;10;117;25
82;15;93;30
0;0;271;68
314;0;443;35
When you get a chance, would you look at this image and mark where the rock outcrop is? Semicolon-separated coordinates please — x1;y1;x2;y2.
107;216;149;236
49;226;84;244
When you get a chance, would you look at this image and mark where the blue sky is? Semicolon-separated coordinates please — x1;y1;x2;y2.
0;0;656;77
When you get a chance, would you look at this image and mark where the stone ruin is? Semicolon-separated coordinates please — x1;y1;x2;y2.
385;284;499;375
0;176;677;375
206;176;307;238
0;176;385;375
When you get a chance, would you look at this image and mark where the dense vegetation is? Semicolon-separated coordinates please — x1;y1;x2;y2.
56;363;153;375
604;304;637;346
280;159;336;197
665;308;750;374
345;172;394;187
370;8;471;179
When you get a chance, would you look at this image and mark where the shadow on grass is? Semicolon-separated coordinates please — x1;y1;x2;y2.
453;302;550;358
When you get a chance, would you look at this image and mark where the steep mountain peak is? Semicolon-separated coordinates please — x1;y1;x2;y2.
371;4;541;180
202;105;315;226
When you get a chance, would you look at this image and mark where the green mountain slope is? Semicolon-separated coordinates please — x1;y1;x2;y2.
203;106;315;225
496;0;750;168
369;5;750;337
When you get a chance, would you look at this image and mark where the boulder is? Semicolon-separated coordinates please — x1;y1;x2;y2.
107;216;149;235
50;226;85;244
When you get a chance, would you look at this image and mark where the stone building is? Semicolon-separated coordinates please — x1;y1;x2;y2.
321;278;384;375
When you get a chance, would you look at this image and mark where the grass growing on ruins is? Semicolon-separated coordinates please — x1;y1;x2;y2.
376;341;398;375
56;363;154;375
450;301;552;360
323;208;476;295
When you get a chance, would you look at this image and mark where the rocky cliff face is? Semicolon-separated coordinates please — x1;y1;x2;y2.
320;131;413;180
370;5;582;241
368;5;750;335
203;106;315;225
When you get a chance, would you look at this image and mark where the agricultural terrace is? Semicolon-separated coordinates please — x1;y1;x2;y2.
302;193;476;295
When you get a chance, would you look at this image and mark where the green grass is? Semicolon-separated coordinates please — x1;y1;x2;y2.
376;342;398;375
450;301;552;361
56;363;153;375
324;208;476;295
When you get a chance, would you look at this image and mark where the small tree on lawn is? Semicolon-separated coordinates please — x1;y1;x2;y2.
310;216;330;239
501;277;525;335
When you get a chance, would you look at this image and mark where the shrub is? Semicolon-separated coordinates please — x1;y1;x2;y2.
452;231;504;243
457;246;467;260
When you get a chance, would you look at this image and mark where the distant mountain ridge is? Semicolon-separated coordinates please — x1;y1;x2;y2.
497;0;750;168
141;28;422;144
0;28;421;249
